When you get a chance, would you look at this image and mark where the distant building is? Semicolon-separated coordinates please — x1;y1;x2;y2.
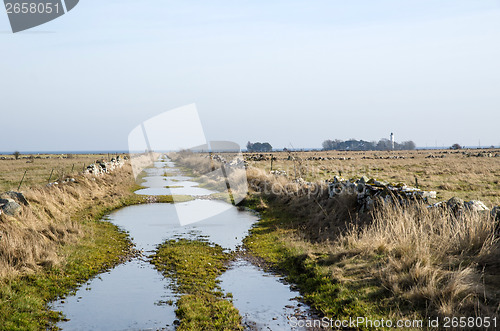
390;133;395;150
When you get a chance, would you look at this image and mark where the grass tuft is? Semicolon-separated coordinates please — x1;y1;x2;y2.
152;239;242;330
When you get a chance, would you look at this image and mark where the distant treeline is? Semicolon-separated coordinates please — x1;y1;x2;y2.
246;141;273;152
322;139;416;151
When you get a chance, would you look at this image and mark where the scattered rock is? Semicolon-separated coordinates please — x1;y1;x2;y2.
446;197;465;214
491;206;500;221
327;176;437;212
359;176;369;184
0;198;22;216
465;200;489;212
85;157;125;175
246;154;269;161
431;197;491;215
0;191;29;206
270;170;287;176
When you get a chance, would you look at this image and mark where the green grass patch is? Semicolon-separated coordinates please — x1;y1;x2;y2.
242;195;395;326
151;239;242;330
0;221;131;330
0;187;188;329
176;166;197;178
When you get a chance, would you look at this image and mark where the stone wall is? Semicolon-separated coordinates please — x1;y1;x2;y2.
84;156;125;176
1;156;127;216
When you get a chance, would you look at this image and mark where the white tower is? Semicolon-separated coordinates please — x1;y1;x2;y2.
390;132;395;150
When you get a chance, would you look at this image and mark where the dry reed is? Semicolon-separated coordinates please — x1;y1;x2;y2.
0;164;136;278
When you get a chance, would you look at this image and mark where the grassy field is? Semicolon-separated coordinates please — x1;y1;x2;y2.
2;149;498;329
0;158;180;330
241;150;500;323
172;150;500;326
244;149;500;206
0;153;124;192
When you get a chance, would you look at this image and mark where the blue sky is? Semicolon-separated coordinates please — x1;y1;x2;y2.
1;0;500;151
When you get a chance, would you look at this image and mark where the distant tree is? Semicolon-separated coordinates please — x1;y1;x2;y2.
261;142;272;152
322;139;334;150
252;142;263;151
451;143;462;150
247;141;272;152
322;138;415;151
376;139;391;150
322;139;342;150
400;141;416;150
13;151;20;160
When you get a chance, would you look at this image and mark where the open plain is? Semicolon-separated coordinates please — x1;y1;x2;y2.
1;149;500;329
244;148;500;207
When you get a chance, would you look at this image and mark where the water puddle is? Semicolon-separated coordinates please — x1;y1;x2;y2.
103;201;256;252
134;183;216;196
220;259;310;330
50;259;177;330
51;157;315;330
136;161;217;196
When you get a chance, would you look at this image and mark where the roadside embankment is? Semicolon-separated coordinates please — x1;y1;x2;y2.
245;167;500;323
172;151;500;324
0;158;169;330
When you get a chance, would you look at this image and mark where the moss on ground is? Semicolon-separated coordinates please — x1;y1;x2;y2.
0;220;131;330
241;195;402;328
0;183;192;330
151;239;242;330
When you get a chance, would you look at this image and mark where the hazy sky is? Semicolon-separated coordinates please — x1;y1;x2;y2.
1;0;500;151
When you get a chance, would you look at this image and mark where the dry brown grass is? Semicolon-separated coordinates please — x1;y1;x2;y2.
245;149;500;207
249;166;500;317
0;153;123;192
338;202;499;317
163;151;500;318
0;163;136;278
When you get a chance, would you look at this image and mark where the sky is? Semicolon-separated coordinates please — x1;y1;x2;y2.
1;0;500;152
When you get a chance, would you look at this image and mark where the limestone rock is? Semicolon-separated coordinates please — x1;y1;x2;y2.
465;200;489;212
328;176;438;213
0;191;29;206
359;176;369;184
421;191;437;199
446;197;465;213
84;157;125;176
491;206;500;221
0;198;22;216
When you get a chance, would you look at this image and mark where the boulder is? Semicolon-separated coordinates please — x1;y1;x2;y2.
446;197;465;213
491;206;500;221
421;191;437;199
0;198;22;216
358;176;369;184
0;191;29;206
329;175;439;213
465;200;489;212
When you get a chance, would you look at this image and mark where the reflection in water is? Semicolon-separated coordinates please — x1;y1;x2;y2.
220;259;309;330
134;184;216;196
106;200;257;252
52;157;313;330
50;259;177;331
